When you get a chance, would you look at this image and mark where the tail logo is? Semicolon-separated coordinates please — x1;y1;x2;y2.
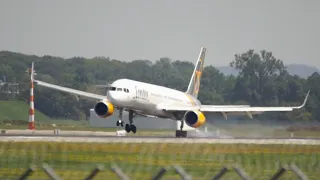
186;47;206;98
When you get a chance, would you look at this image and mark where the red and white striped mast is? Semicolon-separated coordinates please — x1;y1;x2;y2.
27;62;36;130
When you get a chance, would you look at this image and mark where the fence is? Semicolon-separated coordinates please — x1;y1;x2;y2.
0;141;318;179
14;163;309;180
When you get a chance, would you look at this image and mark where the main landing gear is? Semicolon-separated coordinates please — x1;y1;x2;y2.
175;120;187;138
116;108;137;134
125;110;137;133
172;112;187;138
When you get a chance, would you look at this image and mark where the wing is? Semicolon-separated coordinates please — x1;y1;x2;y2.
201;90;309;113
29;61;107;100
34;80;107;100
159;90;310;119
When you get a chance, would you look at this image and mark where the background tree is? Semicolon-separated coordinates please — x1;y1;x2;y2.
230;49;287;106
0;50;317;122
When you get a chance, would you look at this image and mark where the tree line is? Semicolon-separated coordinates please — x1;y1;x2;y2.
0;49;319;122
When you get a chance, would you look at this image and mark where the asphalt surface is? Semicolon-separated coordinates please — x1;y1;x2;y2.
0;136;320;145
0;129;319;145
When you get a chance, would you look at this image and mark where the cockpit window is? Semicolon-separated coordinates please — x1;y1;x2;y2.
108;87;129;93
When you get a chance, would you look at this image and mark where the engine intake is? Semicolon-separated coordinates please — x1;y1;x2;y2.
183;110;206;128
94;100;115;118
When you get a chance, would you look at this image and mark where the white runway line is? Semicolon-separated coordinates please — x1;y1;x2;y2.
0;136;319;145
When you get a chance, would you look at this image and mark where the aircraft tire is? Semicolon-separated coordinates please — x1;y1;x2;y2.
131;125;137;133
125;124;131;133
175;130;187;138
117;120;124;127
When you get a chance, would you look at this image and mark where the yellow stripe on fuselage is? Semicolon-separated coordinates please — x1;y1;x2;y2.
194;71;202;95
184;93;197;106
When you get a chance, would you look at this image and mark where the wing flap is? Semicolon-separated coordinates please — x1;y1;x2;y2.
200;106;293;112
159;104;297;112
158;104;252;111
201;105;250;108
35;80;107;100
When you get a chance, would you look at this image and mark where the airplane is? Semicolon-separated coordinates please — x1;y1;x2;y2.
30;47;310;137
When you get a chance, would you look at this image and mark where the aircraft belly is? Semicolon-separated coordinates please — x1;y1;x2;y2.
130;98;173;118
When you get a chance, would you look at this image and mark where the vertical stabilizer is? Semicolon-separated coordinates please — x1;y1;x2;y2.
186;47;206;98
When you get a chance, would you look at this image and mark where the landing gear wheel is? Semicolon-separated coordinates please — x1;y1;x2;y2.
116;120;124;127
130;125;137;134
175;130;187;138
127;110;137;134
125;124;131;133
117;108;124;127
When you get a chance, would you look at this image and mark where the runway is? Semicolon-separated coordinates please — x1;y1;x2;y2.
0;129;319;145
0;135;320;145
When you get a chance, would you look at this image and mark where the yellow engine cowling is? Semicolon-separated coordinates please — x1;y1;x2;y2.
183;110;206;128
94;100;115;118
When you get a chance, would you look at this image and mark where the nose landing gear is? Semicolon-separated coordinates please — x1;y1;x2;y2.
116;108;124;127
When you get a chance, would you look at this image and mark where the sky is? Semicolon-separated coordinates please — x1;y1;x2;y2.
0;0;319;68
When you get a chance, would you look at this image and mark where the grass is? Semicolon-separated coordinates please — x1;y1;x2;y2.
0;101;51;122
0;117;175;135
0;122;174;137
0;142;318;180
205;123;320;138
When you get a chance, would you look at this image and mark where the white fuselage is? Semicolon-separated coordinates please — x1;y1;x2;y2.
106;79;201;119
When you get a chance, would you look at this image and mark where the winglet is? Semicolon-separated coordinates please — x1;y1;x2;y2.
293;90;310;109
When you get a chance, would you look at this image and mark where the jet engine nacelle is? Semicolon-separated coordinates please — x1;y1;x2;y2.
183;110;206;128
94;100;115;118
